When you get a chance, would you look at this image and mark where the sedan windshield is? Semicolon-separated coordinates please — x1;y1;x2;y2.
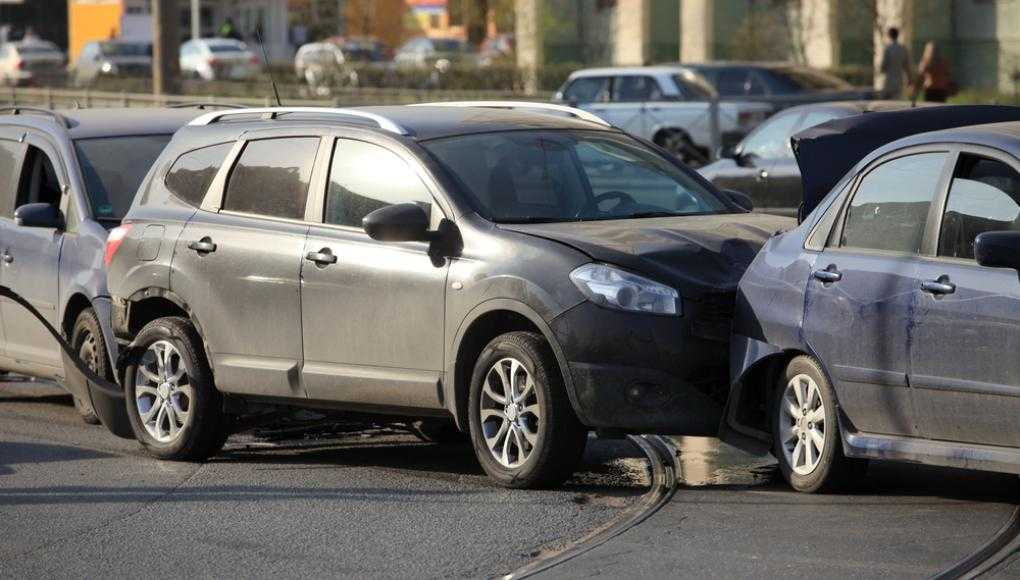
74;134;172;222
425;130;729;223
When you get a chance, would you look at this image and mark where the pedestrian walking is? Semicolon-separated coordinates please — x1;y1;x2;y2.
878;27;913;99
917;41;953;102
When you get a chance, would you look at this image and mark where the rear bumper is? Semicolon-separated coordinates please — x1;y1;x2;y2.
550;301;728;435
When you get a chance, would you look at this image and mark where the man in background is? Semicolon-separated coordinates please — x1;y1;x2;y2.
879;27;913;99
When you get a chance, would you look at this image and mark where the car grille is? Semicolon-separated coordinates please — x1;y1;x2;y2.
691;292;735;342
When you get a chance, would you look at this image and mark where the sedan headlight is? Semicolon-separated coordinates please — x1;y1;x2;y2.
569;263;680;316
100;61;116;74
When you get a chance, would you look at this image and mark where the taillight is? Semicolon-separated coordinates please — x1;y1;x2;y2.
104;224;132;268
206;57;216;67
248;54;260;65
14;59;23;70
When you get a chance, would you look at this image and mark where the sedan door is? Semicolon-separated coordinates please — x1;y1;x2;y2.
911;151;1020;447
803;150;950;438
0;137;67;372
299;137;448;409
171;135;322;398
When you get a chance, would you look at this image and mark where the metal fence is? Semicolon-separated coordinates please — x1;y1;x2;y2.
0;85;550;110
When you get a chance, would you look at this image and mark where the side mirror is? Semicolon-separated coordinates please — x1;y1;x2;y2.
363;203;430;243
723;189;754;212
975;231;1020;271
734;152;755;168
719;144;739;160
14;203;64;229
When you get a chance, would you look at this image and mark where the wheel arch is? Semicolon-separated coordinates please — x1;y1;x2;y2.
447;299;576;432
61;292;118;372
121;288;213;380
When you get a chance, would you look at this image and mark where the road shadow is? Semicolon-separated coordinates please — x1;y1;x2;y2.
0;440;116;476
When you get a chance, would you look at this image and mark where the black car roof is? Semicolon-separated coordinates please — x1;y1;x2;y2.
792;105;1020;214
0;108;201;139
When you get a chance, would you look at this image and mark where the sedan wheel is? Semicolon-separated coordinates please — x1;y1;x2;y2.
135;340;193;444
778;373;826;476
479;357;542;469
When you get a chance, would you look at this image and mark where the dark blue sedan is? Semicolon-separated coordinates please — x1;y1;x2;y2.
728;108;1020;492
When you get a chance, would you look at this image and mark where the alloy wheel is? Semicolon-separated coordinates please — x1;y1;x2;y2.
134;340;193;443
78;330;99;372
479;357;542;469
779;373;826;475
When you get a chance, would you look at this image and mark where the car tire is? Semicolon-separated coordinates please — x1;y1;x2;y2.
411;419;467;444
772;355;867;493
71;308;109;426
467;331;587;489
124;316;226;461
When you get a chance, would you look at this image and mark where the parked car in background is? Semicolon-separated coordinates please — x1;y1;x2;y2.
294;39;378;91
674;62;875;109
104;103;789;488
700;101;925;215
554;66;773;166
180;38;261;81
478;33;514;66
0;106;201;424
71;40;152;86
393;36;475;69
728;105;1020;493
0;40;65;86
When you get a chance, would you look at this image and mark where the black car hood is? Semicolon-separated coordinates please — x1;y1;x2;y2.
501;213;794;297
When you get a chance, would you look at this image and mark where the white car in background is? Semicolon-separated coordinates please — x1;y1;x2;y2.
0;40;65;86
180;38;261;81
555;66;774;166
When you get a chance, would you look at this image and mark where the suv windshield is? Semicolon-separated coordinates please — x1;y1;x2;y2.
74;135;172;222
425;130;729;222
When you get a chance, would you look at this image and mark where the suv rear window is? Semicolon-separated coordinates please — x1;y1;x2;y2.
223;137;319;220
165;142;233;206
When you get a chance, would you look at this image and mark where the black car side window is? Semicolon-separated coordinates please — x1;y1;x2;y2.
0;138;26;218
16;146;62;208
165;142;234;206
839;152;947;253
223;137;319;220
325;139;433;229
938;154;1020;260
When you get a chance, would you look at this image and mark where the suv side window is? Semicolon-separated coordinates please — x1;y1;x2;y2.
16;145;62;209
612;75;662;102
325;139;433;228
165;142;233;206
563;76;610;104
938;154;1020;260
223;137;319;220
839;152;947;253
0;138;26;217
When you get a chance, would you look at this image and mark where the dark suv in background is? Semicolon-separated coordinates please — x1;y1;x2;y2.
0;106;199;422
106;103;791;488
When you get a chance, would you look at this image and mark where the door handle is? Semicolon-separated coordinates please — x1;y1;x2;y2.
921;276;955;295
305;248;337;266
187;237;217;253
812;265;842;283
1;251;12;264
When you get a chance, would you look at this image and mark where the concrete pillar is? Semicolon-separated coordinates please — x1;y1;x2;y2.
874;0;914;87
796;0;838;69
680;0;714;63
515;0;542;94
612;0;650;66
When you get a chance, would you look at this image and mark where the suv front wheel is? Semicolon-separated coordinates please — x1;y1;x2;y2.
124;317;226;461
467;331;587;488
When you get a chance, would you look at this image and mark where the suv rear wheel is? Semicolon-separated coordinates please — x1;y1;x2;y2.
467;332;587;488
71;308;108;425
124;317;226;461
772;355;867;492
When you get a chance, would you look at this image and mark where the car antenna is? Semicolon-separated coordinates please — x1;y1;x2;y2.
255;25;282;107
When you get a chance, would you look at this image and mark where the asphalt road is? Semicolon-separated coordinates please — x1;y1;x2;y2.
3;379;1019;579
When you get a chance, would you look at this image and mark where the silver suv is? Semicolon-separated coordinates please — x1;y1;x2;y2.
106;104;790;488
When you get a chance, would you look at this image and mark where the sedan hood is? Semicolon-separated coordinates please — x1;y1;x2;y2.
501;213;794;297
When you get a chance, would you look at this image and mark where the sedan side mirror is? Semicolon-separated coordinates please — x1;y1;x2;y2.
975;231;1020;271
363;203;430;243
14;203;64;230
723;189;754;212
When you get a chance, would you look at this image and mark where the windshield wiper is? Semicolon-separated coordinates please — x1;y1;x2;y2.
496;217;572;224
623;211;683;219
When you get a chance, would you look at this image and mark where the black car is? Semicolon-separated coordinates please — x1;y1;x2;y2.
700;101;925;215
729;106;1020;493
98;102;791;488
673;62;875;108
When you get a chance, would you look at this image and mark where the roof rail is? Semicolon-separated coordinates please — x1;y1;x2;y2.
409;101;611;127
0;106;70;128
168;102;247;110
188;107;409;135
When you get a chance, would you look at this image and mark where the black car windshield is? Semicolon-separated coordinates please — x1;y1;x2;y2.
424;130;729;222
74;134;172;222
771;67;850;92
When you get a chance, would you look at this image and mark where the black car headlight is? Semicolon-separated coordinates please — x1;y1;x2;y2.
569;263;680;316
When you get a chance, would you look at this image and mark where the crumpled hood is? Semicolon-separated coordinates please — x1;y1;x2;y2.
501;213;794;297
